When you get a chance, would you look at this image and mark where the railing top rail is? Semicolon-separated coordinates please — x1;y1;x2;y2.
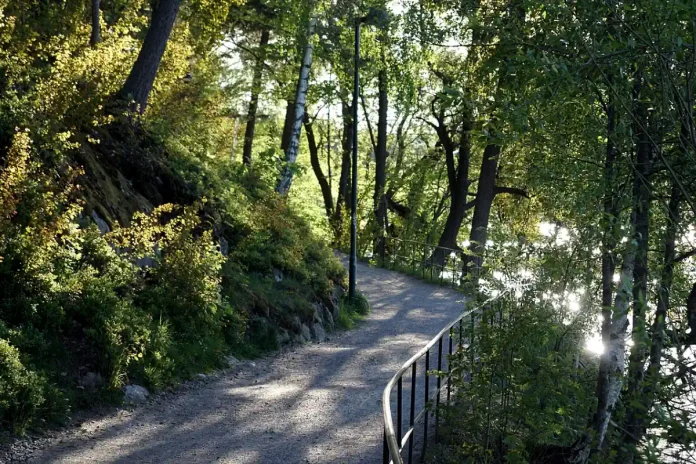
381;307;475;464
387;237;464;256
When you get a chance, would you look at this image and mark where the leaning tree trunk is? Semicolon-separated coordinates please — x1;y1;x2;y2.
90;0;101;46
590;244;635;455
242;30;270;165
304;112;333;220
465;140;500;282
119;0;182;112
276;17;317;195
373;67;388;256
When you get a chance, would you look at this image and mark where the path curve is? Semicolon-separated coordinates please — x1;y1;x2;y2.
19;259;465;464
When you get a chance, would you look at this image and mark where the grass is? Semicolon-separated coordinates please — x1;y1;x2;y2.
336;292;370;329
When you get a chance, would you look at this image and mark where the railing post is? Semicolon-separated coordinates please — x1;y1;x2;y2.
397;376;403;450
436;337;442;435
409;362;416;464
421;350;430;462
447;328;453;403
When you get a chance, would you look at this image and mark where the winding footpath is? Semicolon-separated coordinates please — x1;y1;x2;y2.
12;259;465;464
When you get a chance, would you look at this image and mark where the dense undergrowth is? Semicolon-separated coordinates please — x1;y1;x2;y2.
0;2;346;435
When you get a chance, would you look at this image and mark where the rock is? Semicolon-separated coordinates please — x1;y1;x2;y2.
300;324;312;342
90;210;110;235
322;305;335;330
276;328;290;346
330;285;345;321
80;372;104;390
196;373;207;380
226;355;240;367
311;323;326;342
312;304;323;324
123;385;149;405
291;316;302;332
219;237;229;256
272;268;283;282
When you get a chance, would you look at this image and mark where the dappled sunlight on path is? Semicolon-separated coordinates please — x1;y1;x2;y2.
28;258;465;464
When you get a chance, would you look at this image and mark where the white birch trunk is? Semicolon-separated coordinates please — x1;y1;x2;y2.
276;17;317;195
572;246;635;463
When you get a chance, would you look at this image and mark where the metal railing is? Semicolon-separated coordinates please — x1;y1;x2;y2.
382;309;475;464
378;237;468;289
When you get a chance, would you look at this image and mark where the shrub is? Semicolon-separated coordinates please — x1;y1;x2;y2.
0;339;47;434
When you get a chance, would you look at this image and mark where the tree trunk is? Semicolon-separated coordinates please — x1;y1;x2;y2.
304;112;333;220
373;67;388;256
276;17;316;195
333;100;353;233
617;76;653;461
572;90;620;463
119;0;182;113
433;107;472;268
90;0;101;46
466;139;500;282
242;30;270;165
592;244;635;453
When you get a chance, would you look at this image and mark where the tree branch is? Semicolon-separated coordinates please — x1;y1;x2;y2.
493;186;530;198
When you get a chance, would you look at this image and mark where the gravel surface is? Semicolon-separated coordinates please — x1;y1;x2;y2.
4;259;466;464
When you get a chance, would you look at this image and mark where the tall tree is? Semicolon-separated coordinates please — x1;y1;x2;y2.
242;29;270;165
90;0;101;46
276;16;316;195
118;0;183;112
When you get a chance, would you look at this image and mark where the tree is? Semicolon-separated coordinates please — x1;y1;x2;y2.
242;29;270;165
118;0;183;112
276;16;316;195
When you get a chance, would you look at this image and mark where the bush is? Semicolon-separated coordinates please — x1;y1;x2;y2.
0;339;47;434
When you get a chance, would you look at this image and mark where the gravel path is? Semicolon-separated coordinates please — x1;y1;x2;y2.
12;259;465;464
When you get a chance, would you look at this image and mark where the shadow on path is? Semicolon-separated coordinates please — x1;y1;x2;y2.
28;258;466;464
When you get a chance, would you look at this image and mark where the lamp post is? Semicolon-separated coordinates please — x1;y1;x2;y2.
348;16;361;300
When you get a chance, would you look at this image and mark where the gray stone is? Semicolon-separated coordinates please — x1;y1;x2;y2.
219;237;229;256
311;323;326;342
90;210;110;235
300;324;311;342
322;306;335;330
80;372;103;390
196;374;207;380
226;355;240;367
123;384;149;405
312;304;323;324
272;268;283;282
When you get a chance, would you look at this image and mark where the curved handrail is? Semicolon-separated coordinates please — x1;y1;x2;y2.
382;308;475;464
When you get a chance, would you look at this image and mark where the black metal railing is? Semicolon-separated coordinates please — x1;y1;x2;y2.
382;309;476;464
378;237;468;289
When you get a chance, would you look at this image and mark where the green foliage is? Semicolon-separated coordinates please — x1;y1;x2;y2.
337;292;370;329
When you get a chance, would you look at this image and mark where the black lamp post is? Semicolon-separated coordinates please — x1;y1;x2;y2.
349;8;390;300
348;16;362;300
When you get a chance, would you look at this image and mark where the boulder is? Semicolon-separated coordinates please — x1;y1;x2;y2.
80;372;104;390
312;304;323;324
323;307;335;330
272;268;284;282
311;323;326;342
90;210;110;235
226;355;240;367
300;323;312;342
123;384;149;405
